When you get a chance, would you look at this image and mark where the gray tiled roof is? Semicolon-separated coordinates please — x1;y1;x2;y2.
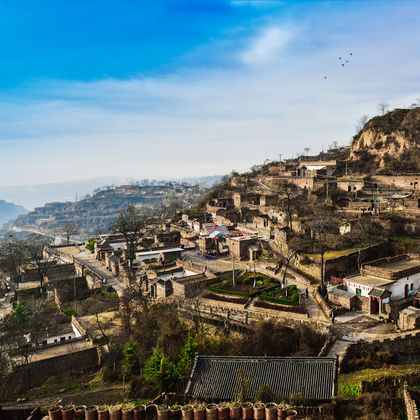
185;355;337;402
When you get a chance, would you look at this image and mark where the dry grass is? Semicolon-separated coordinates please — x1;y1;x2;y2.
338;364;420;399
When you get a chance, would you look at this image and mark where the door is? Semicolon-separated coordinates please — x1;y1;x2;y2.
370;297;379;314
405;284;409;298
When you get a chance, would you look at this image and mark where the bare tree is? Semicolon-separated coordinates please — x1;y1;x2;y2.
308;207;338;292
377;102;389;115
110;206;146;277
277;182;299;232
356;114;369;133
24;235;55;294
0;239;28;290
61;223;79;245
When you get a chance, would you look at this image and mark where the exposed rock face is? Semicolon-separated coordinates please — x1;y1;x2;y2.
350;107;420;172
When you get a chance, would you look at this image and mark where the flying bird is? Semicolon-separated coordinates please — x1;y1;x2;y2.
350;52;353;56
342;63;345;67
339;56;342;60
346;60;349;63
324;76;327;79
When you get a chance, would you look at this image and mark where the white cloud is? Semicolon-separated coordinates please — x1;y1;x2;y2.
241;26;294;65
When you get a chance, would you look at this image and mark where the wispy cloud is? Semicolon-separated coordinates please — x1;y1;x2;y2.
241;26;294;65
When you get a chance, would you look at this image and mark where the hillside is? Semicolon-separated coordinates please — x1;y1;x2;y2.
2;183;205;237
0;200;27;226
350;107;420;173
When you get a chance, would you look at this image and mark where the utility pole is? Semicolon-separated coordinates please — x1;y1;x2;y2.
326;178;329;202
232;253;235;287
345;161;348;177
253;260;256;288
279;154;282;171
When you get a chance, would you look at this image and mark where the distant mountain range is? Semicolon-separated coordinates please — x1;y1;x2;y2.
0;200;27;226
1;183;207;239
0;175;222;210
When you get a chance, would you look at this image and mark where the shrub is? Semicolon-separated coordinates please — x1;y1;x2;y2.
208;287;250;297
63;309;76;317
256;384;275;402
85;240;96;251
204;293;248;305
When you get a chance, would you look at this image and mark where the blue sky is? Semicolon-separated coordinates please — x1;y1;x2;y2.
1;0;420;186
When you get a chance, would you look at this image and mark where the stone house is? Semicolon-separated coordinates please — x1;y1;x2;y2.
337;178;365;192
226;236;260;261
327;287;358;310
154;230;181;247
371;175;420;191
398;306;420;331
344;255;420;315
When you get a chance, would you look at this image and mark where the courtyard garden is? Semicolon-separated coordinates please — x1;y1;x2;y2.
208;271;280;297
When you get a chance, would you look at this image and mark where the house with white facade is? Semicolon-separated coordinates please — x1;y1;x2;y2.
344;254;420;315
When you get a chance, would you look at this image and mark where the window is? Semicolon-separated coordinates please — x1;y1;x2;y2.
60;337;65;342
54;339;57;343
356;288;361;295
411;283;414;290
42;340;47;345
68;336;72;340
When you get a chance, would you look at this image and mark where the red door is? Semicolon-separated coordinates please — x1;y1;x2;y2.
405;284;409;298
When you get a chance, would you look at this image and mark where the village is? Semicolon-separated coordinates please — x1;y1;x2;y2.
2;127;420;419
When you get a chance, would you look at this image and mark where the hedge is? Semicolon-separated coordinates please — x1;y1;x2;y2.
259;291;299;306
254;300;306;314
203;293;248;305
207;287;250;298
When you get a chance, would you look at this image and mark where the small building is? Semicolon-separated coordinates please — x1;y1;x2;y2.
327;287;357;310
344;255;420;315
337;178;365;193
226;236;260;261
154;231;181;247
186;355;337;402
398;306;420;331
136;247;184;264
152;267;211;299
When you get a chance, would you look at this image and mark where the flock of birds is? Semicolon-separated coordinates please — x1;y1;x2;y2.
324;52;353;79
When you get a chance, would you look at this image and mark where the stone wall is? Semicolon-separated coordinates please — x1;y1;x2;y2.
22;263;75;283
404;385;420;420
340;330;420;372
11;346;100;390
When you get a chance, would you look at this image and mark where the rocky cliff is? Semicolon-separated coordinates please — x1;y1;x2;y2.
350;107;420;173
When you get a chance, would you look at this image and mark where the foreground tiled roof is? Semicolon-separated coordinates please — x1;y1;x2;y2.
186;355;337;402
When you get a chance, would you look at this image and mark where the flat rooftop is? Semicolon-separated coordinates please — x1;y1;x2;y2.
362;255;420;280
401;306;420;319
345;274;395;288
374;259;420;273
12;340;93;364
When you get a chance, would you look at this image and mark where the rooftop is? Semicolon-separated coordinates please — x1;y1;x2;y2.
328;287;356;300
345;274;395;288
401;306;420;319
186;355;337;402
362;255;420;280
